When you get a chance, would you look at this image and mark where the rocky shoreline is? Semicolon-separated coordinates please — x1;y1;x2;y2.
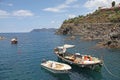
56;23;120;48
56;7;120;49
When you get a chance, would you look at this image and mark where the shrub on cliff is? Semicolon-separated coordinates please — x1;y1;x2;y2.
112;1;115;7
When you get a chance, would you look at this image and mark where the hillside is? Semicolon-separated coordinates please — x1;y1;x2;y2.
63;7;120;24
56;7;120;48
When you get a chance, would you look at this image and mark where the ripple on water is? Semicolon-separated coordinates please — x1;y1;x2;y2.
0;67;12;80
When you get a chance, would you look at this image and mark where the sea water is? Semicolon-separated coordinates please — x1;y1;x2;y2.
0;31;120;80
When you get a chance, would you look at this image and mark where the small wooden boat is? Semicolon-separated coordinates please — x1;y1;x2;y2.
41;60;71;73
0;36;5;40
11;38;18;44
54;44;103;70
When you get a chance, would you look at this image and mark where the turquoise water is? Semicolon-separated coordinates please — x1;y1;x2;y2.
0;31;120;80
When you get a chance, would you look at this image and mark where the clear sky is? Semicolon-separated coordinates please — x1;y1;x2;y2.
0;0;120;33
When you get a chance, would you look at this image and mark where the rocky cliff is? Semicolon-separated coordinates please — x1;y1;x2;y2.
56;7;120;48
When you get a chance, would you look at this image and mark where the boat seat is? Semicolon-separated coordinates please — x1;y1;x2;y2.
55;64;63;69
65;55;75;61
74;57;82;63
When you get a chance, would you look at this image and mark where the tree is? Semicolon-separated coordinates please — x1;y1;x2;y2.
112;1;115;7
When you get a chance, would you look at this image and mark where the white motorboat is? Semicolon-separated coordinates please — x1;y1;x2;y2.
41;60;71;73
11;38;18;44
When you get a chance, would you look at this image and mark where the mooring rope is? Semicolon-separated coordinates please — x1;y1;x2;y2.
103;61;120;79
68;71;81;79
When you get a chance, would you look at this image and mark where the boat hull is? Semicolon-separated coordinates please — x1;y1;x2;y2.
41;65;69;74
11;41;18;44
41;60;71;74
55;53;102;70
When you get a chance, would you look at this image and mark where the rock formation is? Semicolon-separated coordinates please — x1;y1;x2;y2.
56;7;120;48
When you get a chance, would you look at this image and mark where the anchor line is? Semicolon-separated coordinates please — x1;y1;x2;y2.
67;71;82;79
103;61;120;79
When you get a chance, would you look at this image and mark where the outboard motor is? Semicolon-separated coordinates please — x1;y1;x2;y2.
54;48;59;54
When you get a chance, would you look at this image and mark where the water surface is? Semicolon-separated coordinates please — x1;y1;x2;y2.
0;31;120;80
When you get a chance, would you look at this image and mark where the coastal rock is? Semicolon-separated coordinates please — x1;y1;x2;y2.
56;8;120;48
65;36;76;40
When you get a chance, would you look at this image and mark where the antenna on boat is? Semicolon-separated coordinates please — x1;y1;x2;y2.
100;53;104;62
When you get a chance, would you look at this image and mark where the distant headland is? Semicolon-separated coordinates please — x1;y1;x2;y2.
30;28;56;32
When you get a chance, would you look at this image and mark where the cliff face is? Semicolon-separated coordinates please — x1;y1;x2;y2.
56;8;120;48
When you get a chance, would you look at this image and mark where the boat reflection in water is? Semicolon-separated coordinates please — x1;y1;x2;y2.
57;58;102;80
54;44;103;70
41;66;70;80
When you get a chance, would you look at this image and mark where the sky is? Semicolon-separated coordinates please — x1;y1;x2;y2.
0;0;120;33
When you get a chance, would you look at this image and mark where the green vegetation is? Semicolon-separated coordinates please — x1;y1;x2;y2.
63;7;120;24
57;5;120;48
112;1;115;7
